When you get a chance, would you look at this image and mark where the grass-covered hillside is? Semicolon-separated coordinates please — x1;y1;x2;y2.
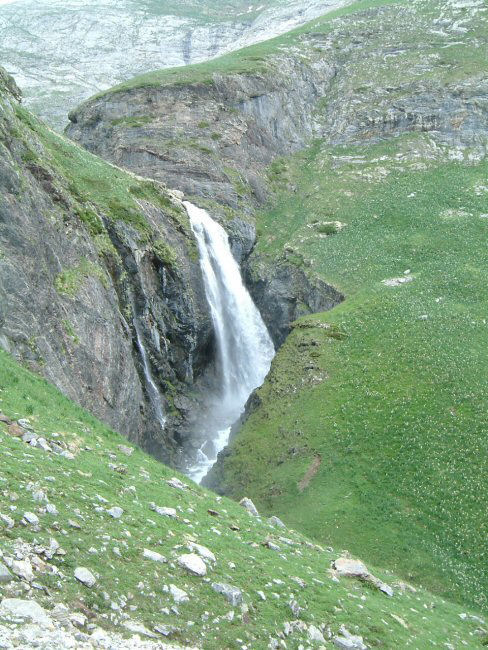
0;348;486;648
189;0;488;614
46;0;488;627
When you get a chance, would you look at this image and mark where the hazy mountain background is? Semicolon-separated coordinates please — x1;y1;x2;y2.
0;0;349;129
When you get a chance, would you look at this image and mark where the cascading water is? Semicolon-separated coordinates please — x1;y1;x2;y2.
184;201;275;483
132;304;166;431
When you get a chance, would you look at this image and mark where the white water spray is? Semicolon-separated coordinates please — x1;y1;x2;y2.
184;201;275;483
133;305;166;431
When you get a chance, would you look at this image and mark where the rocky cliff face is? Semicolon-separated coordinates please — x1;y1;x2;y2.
0;0;349;130
65;51;345;339
66;0;488;339
0;67;224;466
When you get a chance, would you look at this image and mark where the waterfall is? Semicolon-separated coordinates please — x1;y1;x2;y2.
184;201;275;483
132;305;166;431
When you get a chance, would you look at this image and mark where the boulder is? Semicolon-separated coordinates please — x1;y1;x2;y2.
11;559;34;582
107;506;123;519
169;584;189;603
187;542;216;564
239;497;259;516
333;626;367;649
0;599;51;625
177;553;206;577
74;567;96;587
0;562;14;584
211;582;243;606
143;549;166;563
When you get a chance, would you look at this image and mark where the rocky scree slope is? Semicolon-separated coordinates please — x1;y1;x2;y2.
0;348;486;648
0;66;236;469
66;0;488;611
0;0;350;130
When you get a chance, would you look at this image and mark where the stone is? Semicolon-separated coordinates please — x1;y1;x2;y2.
7;423;25;438
333;556;393;596
0;598;51;625
0;562;14;584
211;582;243;606
154;624;175;637
308;624;325;643
17;418;32;429
333;557;369;579
11;559;34;582
123;621;158;638
166;477;187;490
169;584;189;603
22;431;37;444
74;567;96;587
376;580;394;597
239;497;259;516
150;504;177;518
0;513;15;529
51;603;71;627
37;438;51;452
268;515;286;528
118;444;134;456
178;553;206;577
187;542;216;564
333;626;367;650
107;506;123;518
143;549;166;563
382;276;414;287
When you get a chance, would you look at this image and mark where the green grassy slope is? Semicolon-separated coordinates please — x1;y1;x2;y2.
198;0;488;612
0;348;486;648
211;136;488;610
67;0;488;615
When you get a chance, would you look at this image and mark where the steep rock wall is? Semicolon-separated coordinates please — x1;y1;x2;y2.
0;68;217;466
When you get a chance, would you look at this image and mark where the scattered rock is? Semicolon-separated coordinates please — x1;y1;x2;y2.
74;567;96;588
308;624;325;643
166;477;187;490
332;556;393;597
7;423;25;438
150;504;177;518
333;625;367;649
170;584;189;603
118;445;134;456
0;598;51;625
382;276;413;287
211;582;243;606
187;542;216;564
0;513;15;529
143;549;166;564
268;516;286;528
0;562;14;584
177;553;207;577
107;506;123;519
11;559;34;582
239;497;259;516
123;620;158;638
22;512;39;527
333;557;369;579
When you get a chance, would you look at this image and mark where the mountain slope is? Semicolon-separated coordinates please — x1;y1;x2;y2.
0;0;349;129
0;65;220;468
65;0;488;612
0;347;486;648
